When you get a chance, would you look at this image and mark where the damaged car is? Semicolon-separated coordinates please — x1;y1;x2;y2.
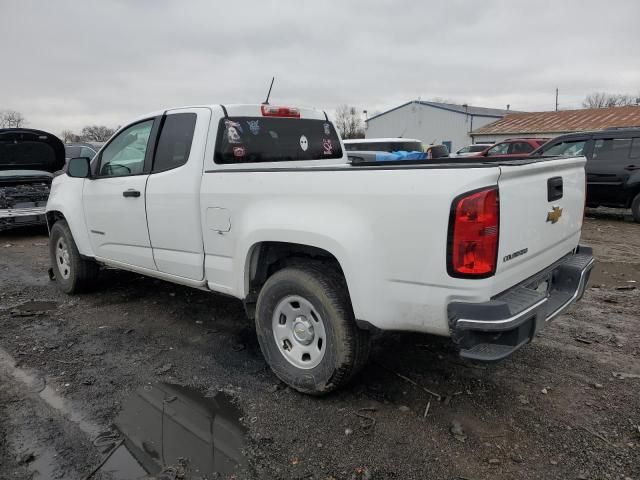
0;128;65;231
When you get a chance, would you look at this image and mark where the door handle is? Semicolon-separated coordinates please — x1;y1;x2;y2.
624;164;640;171
122;189;141;198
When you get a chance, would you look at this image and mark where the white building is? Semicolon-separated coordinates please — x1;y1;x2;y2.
364;100;513;153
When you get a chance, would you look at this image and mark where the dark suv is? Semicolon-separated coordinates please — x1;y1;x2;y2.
532;129;640;222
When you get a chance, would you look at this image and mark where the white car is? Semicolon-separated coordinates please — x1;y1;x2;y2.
46;103;594;395
452;144;493;157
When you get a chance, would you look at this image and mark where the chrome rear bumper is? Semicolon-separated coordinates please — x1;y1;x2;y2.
449;246;594;362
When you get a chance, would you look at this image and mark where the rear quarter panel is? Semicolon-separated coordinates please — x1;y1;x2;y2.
200;166;501;336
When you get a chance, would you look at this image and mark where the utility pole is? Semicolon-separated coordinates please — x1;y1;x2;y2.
555;88;559;111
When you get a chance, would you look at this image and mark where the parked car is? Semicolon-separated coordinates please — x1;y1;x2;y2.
64;142;103;163
452;144;493;157
47;103;593;395
531;128;640;221
475;138;549;159
0;128;65;231
343;138;423;152
423;143;450;159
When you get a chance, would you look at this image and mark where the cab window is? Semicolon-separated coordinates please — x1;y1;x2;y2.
152;113;197;172
98;120;154;177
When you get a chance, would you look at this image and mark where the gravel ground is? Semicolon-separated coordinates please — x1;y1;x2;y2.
0;211;639;480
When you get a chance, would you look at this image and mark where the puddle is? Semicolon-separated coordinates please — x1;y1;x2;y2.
99;383;248;479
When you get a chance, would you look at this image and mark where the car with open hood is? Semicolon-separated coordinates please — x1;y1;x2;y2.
0;128;65;231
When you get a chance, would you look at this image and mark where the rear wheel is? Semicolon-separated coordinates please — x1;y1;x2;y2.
255;264;370;395
631;193;640;223
49;220;99;293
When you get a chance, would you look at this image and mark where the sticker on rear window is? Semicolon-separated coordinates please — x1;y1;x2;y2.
225;120;243;144
322;138;333;155
323;123;331;135
299;135;308;151
233;146;246;157
247;119;260;135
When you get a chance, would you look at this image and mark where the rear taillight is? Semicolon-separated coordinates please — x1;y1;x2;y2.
447;187;499;278
261;105;300;118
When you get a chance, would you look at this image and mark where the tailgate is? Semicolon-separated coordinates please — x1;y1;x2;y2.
495;156;586;289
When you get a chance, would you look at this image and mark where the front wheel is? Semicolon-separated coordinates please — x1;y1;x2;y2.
49;220;99;293
255;264;370;395
631;192;640;223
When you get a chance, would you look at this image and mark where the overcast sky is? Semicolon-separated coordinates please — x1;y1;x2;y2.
2;0;639;134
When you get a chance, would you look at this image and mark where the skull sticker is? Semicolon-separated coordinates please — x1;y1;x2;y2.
299;135;309;151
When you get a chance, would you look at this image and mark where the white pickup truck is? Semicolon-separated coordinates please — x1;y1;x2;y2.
46;103;594;394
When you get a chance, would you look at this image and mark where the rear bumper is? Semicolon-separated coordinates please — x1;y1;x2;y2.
449;245;594;362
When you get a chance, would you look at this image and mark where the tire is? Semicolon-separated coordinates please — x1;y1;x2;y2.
49;220;99;294
632;193;640;223
255;263;370;395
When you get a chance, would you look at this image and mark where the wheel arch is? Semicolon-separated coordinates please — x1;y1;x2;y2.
242;240;350;319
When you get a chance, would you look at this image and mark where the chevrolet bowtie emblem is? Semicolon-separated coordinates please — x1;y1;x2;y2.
546;206;563;224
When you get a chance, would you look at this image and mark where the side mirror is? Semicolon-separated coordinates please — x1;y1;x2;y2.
67;157;92;178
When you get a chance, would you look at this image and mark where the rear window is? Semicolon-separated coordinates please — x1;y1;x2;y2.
344;141;422;152
214;117;342;164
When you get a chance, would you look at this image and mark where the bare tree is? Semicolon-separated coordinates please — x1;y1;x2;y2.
80;125;116;142
582;92;639;108
334;105;365;139
60;129;83;143
0;110;26;128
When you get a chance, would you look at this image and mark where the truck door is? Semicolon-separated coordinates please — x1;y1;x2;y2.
83;118;159;270
586;137;633;206
145;108;210;280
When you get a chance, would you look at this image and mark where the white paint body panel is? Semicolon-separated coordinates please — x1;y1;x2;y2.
146;107;212;280
47;103;587;338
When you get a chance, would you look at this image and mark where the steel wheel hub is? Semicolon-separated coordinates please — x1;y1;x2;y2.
272;295;326;370
56;238;71;280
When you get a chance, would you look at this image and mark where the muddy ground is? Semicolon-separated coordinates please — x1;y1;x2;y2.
0;210;639;480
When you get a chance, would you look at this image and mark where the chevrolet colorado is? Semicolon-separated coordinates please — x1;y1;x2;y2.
46;104;594;394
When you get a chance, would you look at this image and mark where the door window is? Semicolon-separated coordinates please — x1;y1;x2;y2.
79;146;97;159
592;138;632;162
486;142;509;155
630;137;640;159
152;113;197;172
511;142;534;154
98;120;154;177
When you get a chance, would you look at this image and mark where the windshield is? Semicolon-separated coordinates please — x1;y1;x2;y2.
214;117;343;163
540;140;586;156
344;141;422;152
458;145;487;154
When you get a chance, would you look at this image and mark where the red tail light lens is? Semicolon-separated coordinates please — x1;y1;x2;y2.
261;105;300;118
448;187;499;278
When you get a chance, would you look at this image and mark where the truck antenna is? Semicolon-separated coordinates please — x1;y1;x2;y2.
263;77;275;105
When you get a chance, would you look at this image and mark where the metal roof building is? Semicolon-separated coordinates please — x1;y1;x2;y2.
364;100;513;153
471;106;640;143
